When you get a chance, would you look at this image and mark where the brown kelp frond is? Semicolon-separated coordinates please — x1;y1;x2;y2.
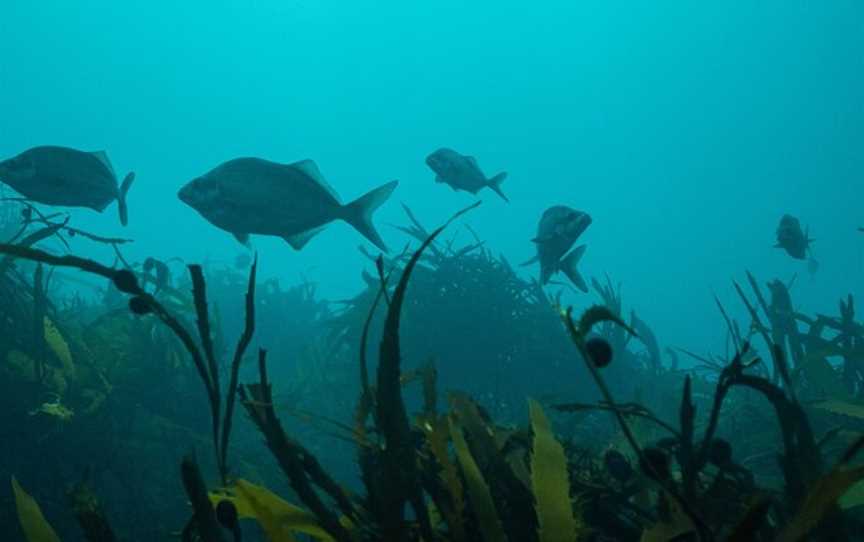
219;254;257;480
552;401;681;439
181;455;227;542
776;435;864;542
239;349;356;542
561;306;713;542
67;479;118;542
0;242;258;485
374;201;480;540
449;415;507;542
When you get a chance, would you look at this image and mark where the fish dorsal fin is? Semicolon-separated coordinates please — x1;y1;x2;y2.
284;226;326;250
90;151;116;176
289;159;341;203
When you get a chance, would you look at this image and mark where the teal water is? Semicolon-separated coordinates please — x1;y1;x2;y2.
1;1;862;375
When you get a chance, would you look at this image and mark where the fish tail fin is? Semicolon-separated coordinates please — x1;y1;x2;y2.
487;172;509;202
560;244;588;292
342;180;398;252
117;172;136;226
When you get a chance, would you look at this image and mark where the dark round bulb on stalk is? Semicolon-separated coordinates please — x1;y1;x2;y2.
112;269;139;294
215;499;239;531
639;446;671;482
603;449;633;482
585;337;613;368
128;296;152;315
708;438;733;467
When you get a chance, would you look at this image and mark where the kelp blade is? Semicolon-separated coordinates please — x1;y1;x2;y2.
449;416;506;542
528;399;580;542
777;464;864;542
11;477;61;542
44;317;75;375
208;479;337;542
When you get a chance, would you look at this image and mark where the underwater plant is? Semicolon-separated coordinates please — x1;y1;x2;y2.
4;202;864;541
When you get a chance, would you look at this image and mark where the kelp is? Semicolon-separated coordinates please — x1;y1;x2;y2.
6;205;864;542
209;479;339;541
776;436;864;541
527;398;580;542
11;476;61;542
239;350;355;542
449;416;507;542
67;480;118;542
372;202;479;540
561;305;713;540
0;242;259;484
181;455;227;542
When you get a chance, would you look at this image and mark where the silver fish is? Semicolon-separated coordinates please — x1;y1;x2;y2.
179;157;397;251
522;205;592;291
425;148;508;202
0;146;135;225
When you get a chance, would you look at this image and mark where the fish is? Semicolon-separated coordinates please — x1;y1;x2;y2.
178;157;397;252
0;146;136;226
775;214;817;273
425;148;508;202
521;205;592;291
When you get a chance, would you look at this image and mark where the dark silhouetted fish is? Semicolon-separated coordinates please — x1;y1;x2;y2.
425;148;508;202
521;206;592;291
775;214;817;273
178;157;397;251
0;146;136;225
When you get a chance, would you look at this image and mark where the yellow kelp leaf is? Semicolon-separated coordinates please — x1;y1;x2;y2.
11;477;61;542
528;399;580;542
208;479;335;541
44;317;75;377
813;399;864;419
419;414;465;540
449;416;506;542
777;464;864;542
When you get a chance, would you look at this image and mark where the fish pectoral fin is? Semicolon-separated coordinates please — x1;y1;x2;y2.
560;244;588;292
283;226;326;250
233;232;251;246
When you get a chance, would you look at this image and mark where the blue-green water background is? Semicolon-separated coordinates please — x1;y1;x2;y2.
1;1;862;358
